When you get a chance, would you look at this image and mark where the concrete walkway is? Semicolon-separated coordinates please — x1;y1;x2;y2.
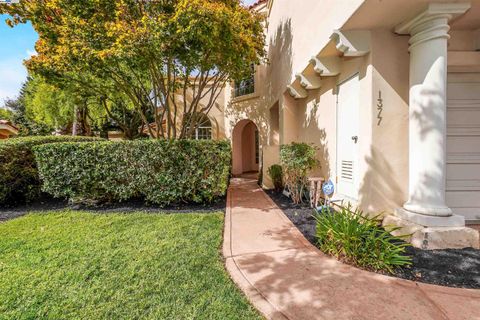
223;177;480;320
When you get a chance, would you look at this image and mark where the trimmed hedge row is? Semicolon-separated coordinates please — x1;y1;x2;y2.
33;139;231;206
0;136;102;205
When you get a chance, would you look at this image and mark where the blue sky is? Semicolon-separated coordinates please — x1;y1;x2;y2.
0;1;257;104
0;14;38;104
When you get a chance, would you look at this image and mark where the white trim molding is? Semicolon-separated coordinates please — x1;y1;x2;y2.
286;85;307;100
395;3;471;34
295;73;321;90
309;56;341;77
329;30;370;57
395;3;471;51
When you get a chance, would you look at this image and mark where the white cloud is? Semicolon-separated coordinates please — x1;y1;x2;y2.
0;57;28;103
26;49;37;58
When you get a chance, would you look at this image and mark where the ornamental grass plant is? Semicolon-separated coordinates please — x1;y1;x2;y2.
315;207;412;273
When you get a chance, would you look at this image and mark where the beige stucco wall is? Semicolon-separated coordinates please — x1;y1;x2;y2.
223;1;367;132
224;0;367;189
449;30;478;51
266;0;364;94
192;85;227;140
220;1;414;214
216;0;480;218
350;28;477;214
364;29;410;213
262;145;280;188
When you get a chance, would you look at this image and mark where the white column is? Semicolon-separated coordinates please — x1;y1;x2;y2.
395;3;470;226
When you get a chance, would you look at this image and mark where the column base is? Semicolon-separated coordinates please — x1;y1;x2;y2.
394;208;464;227
383;214;479;250
403;202;452;217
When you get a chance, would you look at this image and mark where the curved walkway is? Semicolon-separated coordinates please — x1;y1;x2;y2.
223;177;480;320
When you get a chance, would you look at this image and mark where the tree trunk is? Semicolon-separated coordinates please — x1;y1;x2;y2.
72;105;78;136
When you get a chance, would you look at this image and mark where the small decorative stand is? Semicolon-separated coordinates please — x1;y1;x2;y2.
308;177;325;208
317;179;335;213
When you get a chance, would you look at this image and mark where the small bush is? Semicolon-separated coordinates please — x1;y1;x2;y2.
315;207;412;273
267;164;283;192
0;136;101;205
280;142;318;204
34;139;231;206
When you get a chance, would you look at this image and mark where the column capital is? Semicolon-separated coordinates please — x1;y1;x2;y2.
395;3;470;49
395;3;471;35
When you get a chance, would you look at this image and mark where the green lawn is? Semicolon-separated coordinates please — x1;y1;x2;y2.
0;211;261;320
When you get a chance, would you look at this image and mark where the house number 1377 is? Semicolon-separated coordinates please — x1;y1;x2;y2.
377;91;383;126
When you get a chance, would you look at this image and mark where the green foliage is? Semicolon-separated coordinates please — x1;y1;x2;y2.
24;77;76;129
2;0;266;139
2;80;52;136
0;136;102;205
99;97;146;140
280;143;319;204
23;76;123;137
257;166;263;187
0;108;13;121
315;208;412;273
267;164;283;192
34;140;232;205
0;212;261;319
23;77;144;139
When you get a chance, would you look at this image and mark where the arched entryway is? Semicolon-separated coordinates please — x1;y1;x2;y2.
232;119;260;176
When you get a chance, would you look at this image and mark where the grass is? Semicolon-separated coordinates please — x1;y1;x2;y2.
0;211;261;320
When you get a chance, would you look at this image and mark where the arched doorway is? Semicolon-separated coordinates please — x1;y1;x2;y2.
232;120;260;176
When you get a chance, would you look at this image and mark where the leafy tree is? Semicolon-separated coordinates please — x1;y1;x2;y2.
1;0;266;139
24;77;109;137
0;107;13;121
1;79;51;136
98;96;147;140
280;143;319;204
23;77;76;132
14;76;145;139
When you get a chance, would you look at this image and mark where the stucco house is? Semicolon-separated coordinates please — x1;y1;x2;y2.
0;120;19;139
171;0;480;249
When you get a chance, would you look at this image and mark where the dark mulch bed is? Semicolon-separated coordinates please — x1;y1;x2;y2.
0;196;226;223
265;190;480;289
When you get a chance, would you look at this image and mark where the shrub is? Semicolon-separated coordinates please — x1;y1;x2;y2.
315;207;412;273
34;139;231;206
280;142;318;204
0;136;101;205
267;164;283;192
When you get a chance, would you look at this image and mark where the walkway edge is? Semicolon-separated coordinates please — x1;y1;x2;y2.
223;179;480;320
223;186;289;320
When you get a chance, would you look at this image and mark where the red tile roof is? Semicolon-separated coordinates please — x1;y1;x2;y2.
248;0;267;9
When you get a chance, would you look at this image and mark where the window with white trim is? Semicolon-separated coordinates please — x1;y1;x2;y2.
186;113;212;140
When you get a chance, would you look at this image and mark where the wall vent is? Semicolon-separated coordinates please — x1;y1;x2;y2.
341;160;353;181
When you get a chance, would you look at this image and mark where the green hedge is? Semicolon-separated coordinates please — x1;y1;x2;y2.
0;136;102;205
33;139;232;205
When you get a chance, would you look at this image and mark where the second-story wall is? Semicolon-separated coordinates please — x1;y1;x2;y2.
265;0;364;106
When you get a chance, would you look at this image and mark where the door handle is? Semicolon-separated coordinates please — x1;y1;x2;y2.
351;136;358;143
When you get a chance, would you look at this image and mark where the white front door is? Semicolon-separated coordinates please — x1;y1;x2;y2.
446;72;480;222
336;74;360;200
